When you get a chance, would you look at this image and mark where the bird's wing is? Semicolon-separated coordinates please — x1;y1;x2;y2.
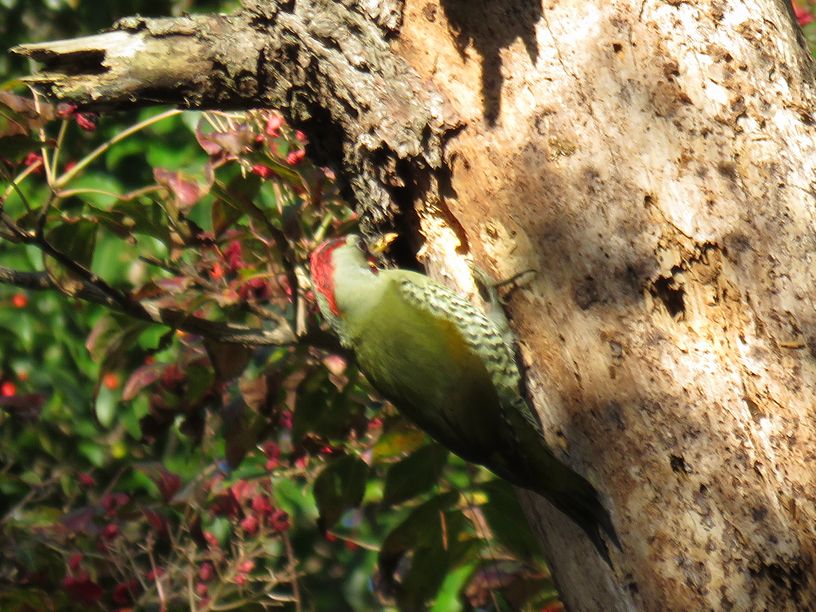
392;272;543;434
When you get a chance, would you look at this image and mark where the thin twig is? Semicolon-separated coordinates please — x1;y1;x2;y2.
54;109;182;189
50;117;70;176
55;184;162;201
32;90;54;186
146;539;168;611
282;533;302;612
0;163;40;207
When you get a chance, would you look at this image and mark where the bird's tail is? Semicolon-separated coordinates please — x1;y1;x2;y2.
543;466;621;564
503;438;621;564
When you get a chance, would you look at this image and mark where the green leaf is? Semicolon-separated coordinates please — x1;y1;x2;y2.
44;219;98;295
204;339;253;382
379;491;459;575
379;496;475;610
65;173;123;207
0;133;37;160
293;370;366;441
381;443;448;507
313;454;369;530
398;539;479;611
8;506;62;530
85;314;151;372
430;563;474;612
211;173;261;236
95;384;117;428
78;440;106;467
372;421;427;460
222;397;265;469
479;479;542;561
112;199;171;245
186;363;215;405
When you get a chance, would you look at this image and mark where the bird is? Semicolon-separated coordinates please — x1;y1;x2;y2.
309;233;619;561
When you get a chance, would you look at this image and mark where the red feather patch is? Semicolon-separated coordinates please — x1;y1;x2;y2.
310;237;347;316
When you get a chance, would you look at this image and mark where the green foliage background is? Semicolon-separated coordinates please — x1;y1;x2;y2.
0;1;558;610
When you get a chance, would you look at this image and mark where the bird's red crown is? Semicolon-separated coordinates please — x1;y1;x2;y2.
310;236;348;316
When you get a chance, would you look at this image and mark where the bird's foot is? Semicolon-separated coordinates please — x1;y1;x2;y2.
469;265;536;342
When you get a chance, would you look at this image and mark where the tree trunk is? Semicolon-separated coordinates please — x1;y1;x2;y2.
14;0;816;609
398;1;816;609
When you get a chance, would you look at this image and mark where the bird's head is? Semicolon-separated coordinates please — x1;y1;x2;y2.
309;234;371;324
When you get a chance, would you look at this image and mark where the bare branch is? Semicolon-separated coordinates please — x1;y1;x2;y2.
11;15;267;112
11;4;458;233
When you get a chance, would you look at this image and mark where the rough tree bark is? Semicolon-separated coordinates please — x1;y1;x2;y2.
12;1;816;609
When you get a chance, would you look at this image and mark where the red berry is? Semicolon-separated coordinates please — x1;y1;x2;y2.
279;411;293;429
294;130;307;143
251;164;273;179
78;473;96;487
112;580;138;605
239;515;259;535
270;509;290;533
56;103;78;119
75;112;98;131
203;531;219;548
196;582;209;596
101;492;129;516
286;149;306;165
1;382;16;397
102;372;119;390
11;293;27;308
261;441;280;458
210;262;224;280
234;574;247;586
23;152;43;174
251;495;274;516
198;562;215;582
238;559;255;573
229;479;254;503
146;567;165;581
265;114;283;136
223;241;245;272
68;552;83;571
101;523;119;540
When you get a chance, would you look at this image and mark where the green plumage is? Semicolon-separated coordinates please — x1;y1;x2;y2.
311;235;618;560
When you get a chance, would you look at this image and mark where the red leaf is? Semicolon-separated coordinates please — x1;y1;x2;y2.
154;168;209;210
195;122;255;157
0;393;44;420
154;469;182;503
123;364;164;400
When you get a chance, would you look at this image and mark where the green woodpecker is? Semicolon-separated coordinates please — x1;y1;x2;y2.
310;234;618;559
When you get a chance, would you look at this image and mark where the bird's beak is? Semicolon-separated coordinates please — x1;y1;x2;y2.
368;232;399;256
